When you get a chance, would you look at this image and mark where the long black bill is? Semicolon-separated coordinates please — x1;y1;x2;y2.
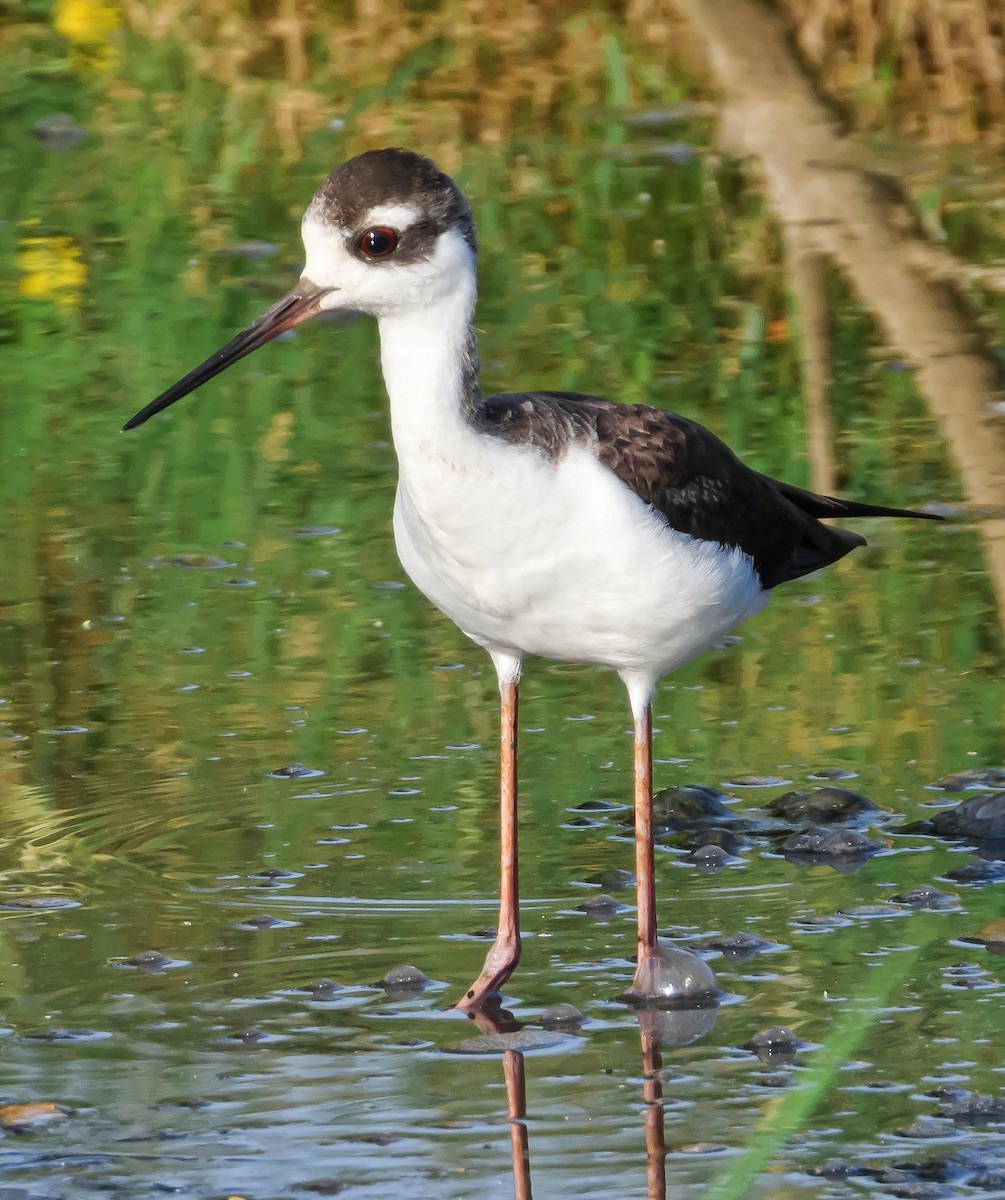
123;284;331;431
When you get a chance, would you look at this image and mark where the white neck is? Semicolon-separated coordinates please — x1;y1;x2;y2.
377;267;480;463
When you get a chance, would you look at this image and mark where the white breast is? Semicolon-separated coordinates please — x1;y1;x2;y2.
392;438;768;678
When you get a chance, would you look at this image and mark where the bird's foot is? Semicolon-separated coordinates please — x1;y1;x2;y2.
455;933;521;1013
621;940;718;1007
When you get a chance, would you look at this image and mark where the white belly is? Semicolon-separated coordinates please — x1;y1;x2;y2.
391;440;768;680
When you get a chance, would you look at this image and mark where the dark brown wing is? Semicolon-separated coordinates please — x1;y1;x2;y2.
476;391;940;589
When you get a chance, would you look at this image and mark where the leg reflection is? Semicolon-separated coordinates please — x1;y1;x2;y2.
467;1001;533;1200
636;1004;721;1200
504;1047;532;1200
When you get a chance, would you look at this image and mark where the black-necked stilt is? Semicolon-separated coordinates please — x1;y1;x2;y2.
125;148;941;1010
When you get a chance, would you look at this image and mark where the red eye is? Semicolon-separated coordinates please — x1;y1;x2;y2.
359;226;398;258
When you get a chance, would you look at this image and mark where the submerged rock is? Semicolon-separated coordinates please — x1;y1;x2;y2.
689;844;732;870
782;829;880;860
126;950;169;970
537;1003;584;1031
932;768;1005;792
944;859;1005;884
890;885;959;910
743;1025;804;1061
268;762;324;779
586;868;635;890
767;786;878;825
701;931;778;959
240;914;283;929
674;827;750;855
380;964;428;994
931;791;1005;843
940;1092;1005;1126
304;978;342;1000
650;784;735;829
576;893;623;919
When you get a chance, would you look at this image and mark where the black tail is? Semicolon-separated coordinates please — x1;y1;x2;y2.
770;477;944;523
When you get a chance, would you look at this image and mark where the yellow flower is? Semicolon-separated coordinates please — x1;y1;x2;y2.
17;235;87;313
53;0;120;44
54;0;121;73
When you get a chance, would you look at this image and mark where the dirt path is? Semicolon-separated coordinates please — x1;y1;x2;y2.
670;0;1005;614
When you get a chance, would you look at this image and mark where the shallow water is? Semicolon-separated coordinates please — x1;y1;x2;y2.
1;7;1004;1199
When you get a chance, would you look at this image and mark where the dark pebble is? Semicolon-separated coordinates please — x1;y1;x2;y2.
305;978;342;1000
782;829;880;859
743;1025;803;1060
537;1003;584;1031
587;868;635;890
356;1132;398;1146
167;554;236;570
972;1171;1005;1191
690;844;730;870
812;1160;870;1180
649;784;735;830
931;791;1005;841
933;768;1005;792
940;1092;1005;1126
891;885;958;910
753;1072;790;1089
299;1179;349;1195
577;893;622;918
268;762;323;779
925;1084;969;1101
895;1116;951;1139
571;799;623;812
230;1027;266;1043
251;868;297;880
241;914;282;929
0;896;79;910
674;827;749;854
701;931;777;959
381;964;427;991
767;786;878;824
944;859;1005;884
127;950;169;969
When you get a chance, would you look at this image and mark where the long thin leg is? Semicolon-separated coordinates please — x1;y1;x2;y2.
456;677;521;1010
629;700;662;996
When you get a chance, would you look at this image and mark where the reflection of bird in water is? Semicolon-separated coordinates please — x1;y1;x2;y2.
452;995;718;1199
125;148;941;1010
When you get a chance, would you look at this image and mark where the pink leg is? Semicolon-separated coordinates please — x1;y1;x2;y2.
628;701;662;996
457;677;521;1011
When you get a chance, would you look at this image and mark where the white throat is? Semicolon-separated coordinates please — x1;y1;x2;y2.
377;245;480;461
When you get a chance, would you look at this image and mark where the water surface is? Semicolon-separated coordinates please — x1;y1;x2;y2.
1;6;1003;1197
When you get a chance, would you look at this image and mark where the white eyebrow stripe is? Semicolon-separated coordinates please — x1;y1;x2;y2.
360;202;422;230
